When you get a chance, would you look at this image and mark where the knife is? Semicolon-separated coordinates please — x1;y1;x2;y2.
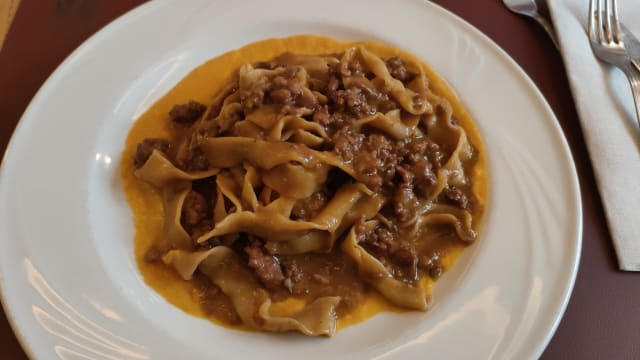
621;24;640;73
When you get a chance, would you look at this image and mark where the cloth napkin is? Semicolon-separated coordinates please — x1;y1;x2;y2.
0;0;20;51
547;0;640;270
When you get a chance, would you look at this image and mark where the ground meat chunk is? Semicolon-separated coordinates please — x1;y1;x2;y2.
245;242;285;289
332;86;372;118
241;79;271;112
143;246;163;263
133;138;170;168
332;128;364;162
396;165;415;185
353;216;368;243
194;234;222;249
353;151;383;189
291;191;328;220
352;134;398;190
385;57;409;82
349;76;397;114
241;66;309;111
281;259;302;292
190;221;214;242
327;70;377;118
269;75;293;104
254;61;278;69
425;141;444;169
269;88;293;105
312;105;331;127
179;182;214;240
429;266;443;279
267;69;309;107
419;253;443;278
363;225;418;274
243;90;265;111
443;186;469;209
377;96;399;113
181;190;208;228
182;145;209;172
215;107;243;135
411;159;437;186
169;101;207;125
402;138;433;161
340;59;364;78
393;184;419;223
364;226;398;254
347;76;379;97
394;138;439;197
327;75;341;98
393;243;417;266
287;77;303;97
366;134;395;163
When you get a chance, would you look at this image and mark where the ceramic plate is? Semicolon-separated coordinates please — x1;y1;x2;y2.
0;0;581;358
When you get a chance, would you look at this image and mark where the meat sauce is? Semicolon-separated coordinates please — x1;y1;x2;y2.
120;35;487;331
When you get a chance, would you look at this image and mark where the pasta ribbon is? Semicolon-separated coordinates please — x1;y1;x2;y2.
163;247;340;336
341;223;429;310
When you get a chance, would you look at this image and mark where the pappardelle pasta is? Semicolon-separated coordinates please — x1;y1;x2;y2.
121;36;487;337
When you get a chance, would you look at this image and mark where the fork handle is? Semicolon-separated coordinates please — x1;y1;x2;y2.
624;66;640;129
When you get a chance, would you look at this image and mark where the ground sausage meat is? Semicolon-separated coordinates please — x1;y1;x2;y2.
245;242;285;289
393;243;418;266
133;138;170;168
363;226;397;254
268;71;304;106
282;259;302;292
331;127;364;162
362;225;418;271
181;190;209;229
385;56;409;82
333;130;400;191
393;185;419;223
181;145;209;172
443;186;469;209
169;101;207;125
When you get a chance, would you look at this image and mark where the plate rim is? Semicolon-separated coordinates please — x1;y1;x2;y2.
433;0;583;354
0;2;159;359
427;4;582;359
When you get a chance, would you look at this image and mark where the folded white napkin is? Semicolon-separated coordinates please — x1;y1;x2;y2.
547;0;640;270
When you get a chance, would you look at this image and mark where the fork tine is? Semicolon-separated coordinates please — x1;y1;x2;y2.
588;0;597;41
595;0;606;44
609;0;621;43
603;0;613;43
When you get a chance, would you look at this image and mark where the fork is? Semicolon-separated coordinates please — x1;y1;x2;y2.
588;0;640;128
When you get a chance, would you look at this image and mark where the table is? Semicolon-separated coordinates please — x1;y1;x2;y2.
1;1;638;359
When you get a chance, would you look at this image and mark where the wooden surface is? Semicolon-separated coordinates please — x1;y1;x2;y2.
0;0;21;50
0;0;638;358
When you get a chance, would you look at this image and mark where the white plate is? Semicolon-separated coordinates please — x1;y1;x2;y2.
0;0;581;359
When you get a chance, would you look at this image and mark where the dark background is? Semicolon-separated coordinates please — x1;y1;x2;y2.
1;0;639;358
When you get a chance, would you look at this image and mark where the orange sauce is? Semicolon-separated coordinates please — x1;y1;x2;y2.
119;35;488;332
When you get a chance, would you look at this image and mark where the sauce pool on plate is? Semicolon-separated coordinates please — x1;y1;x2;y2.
120;35;488;335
